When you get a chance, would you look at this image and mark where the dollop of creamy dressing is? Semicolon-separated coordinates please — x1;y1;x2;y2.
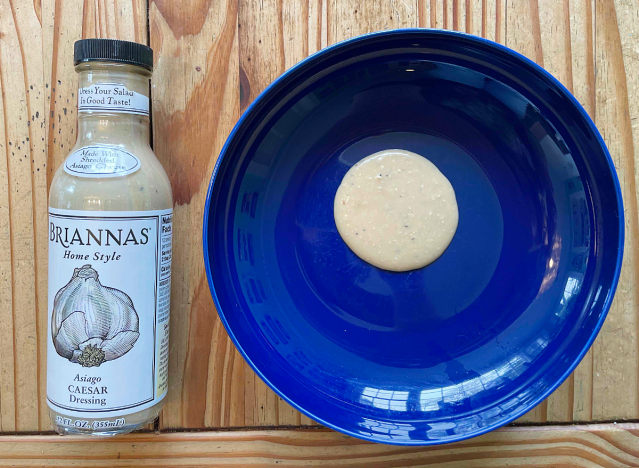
334;149;458;272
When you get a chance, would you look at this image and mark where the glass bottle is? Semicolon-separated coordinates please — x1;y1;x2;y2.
47;39;172;435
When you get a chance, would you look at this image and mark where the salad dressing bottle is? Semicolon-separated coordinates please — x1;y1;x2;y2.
47;39;172;435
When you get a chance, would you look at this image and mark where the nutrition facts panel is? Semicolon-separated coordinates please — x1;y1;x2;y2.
156;212;172;396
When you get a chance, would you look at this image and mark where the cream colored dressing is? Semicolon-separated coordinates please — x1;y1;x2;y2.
49;63;172;212
334;149;458;272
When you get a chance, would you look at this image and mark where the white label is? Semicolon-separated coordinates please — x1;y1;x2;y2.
47;208;172;419
78;83;149;116
64;145;141;178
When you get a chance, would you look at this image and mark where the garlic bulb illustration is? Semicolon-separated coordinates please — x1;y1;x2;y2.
51;264;140;367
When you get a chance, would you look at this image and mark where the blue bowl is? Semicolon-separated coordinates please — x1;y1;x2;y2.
203;30;624;445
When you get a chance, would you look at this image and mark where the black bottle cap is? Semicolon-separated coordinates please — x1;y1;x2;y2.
74;39;153;71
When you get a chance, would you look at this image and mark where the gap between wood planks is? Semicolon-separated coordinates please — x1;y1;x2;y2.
1;419;636;437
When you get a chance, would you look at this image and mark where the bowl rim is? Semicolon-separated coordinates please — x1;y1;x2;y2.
202;28;625;445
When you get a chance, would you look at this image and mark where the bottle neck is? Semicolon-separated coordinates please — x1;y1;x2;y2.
77;115;150;146
75;62;152;146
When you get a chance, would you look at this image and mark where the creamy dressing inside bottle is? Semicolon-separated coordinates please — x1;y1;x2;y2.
48;40;172;435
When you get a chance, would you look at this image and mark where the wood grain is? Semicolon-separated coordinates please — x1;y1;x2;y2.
1;0;54;432
0;424;636;466
46;0;147;183
592;0;639;421
149;0;241;429
0;0;146;432
568;0;597;423
2;0;639;437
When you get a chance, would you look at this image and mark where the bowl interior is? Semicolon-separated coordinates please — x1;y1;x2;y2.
205;31;622;444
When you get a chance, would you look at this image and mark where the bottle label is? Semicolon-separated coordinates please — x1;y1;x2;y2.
47;208;172;419
78;83;149;116
64;145;141;178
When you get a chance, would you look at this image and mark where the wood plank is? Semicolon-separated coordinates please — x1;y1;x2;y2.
504;0;639;425
614;0;639;421
568;0;596;423
149;0;240;429
531;0;575;424
0;424;635;466
278;397;302;426
330;0;419;43
3;0;51;434
432;0;444;28
615;1;639;223
417;0;430;27
506;0;544;65
237;0;331;428
0;1;18;432
0;0;47;431
467;0;481;36
592;0;639;421
309;0;328;55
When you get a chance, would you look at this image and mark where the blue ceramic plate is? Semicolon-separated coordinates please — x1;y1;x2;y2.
203;30;624;445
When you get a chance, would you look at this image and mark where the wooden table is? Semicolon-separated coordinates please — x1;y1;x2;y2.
1;0;638;465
